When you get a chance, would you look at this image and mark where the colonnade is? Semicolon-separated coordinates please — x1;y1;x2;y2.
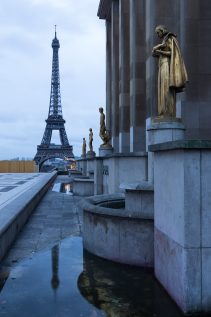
99;0;146;153
98;0;211;152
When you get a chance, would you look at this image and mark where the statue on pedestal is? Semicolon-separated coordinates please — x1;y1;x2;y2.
99;107;111;148
86;128;96;158
152;25;188;118
89;128;93;152
82;137;86;157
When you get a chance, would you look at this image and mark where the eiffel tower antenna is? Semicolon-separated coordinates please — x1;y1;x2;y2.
34;30;74;168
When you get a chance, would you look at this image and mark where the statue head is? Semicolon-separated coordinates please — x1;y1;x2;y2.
89;128;92;132
99;107;104;113
155;25;168;38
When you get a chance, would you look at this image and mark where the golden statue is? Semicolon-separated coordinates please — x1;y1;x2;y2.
82;137;86;156
89;128;93;152
152;25;188;118
99;107;111;147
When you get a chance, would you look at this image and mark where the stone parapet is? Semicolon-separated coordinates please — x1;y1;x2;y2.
72;178;94;196
121;181;154;219
153;142;211;314
0;172;57;262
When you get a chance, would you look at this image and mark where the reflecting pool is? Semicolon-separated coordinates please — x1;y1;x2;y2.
0;237;184;317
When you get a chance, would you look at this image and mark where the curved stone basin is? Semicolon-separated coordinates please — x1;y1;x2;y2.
98;199;125;209
80;194;154;267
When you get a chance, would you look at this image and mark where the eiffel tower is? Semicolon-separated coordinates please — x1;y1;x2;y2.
34;28;74;168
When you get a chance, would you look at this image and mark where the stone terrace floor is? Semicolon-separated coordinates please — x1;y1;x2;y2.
0;173;45;209
0;175;83;266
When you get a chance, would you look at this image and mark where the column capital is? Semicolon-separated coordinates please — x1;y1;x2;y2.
97;0;111;20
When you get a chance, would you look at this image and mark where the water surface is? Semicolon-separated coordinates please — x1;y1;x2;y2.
0;237;183;317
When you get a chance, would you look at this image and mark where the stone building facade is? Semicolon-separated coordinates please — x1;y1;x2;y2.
77;1;211;314
98;0;211;151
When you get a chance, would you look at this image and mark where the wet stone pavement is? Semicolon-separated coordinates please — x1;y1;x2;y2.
0;175;185;317
1;176;82;265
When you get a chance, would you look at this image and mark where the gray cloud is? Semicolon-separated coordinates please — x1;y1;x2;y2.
0;0;105;159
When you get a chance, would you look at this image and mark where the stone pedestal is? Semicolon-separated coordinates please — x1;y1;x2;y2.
86;151;96;159
99;146;113;157
150;140;211;314
82;160;87;176
77;158;87;176
94;158;103;195
73;178;94;196
120;181;154;267
146;117;185;182
123;181;154;219
147;118;185;145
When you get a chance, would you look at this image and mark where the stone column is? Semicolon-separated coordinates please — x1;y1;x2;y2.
106;20;112;134
119;0;130;153
180;1;211;140
111;0;120;152
145;0;180;118
130;0;146;152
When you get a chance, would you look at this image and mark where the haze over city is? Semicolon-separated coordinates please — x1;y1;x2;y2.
0;0;105;159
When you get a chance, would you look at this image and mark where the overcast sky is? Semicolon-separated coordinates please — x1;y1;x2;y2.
0;0;105;159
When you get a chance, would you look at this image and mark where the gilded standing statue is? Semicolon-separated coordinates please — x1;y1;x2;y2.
152;25;188;118
99;107;111;147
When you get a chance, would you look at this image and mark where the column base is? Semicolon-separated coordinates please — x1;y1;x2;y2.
147;117;185;146
86;151;96;159
146;117;185;183
99;146;113;157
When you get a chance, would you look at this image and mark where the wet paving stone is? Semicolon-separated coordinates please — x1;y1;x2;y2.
0;175;186;317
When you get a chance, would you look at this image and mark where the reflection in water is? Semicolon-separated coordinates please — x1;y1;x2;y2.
0;268;10;292
63;183;72;194
51;245;60;291
0;237;185;317
78;250;182;317
53;182;73;195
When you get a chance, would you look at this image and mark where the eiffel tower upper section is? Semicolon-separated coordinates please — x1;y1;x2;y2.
34;29;74;166
48;28;63;120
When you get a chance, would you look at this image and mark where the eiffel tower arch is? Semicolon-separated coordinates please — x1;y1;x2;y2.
34;28;74;169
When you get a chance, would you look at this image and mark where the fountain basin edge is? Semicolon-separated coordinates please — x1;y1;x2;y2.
80;194;154;267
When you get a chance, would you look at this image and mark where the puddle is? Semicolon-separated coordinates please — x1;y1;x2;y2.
52;183;73;195
61;183;73;195
0;237;184;317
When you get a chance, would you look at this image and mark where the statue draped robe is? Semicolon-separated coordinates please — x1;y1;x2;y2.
157;33;188;117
